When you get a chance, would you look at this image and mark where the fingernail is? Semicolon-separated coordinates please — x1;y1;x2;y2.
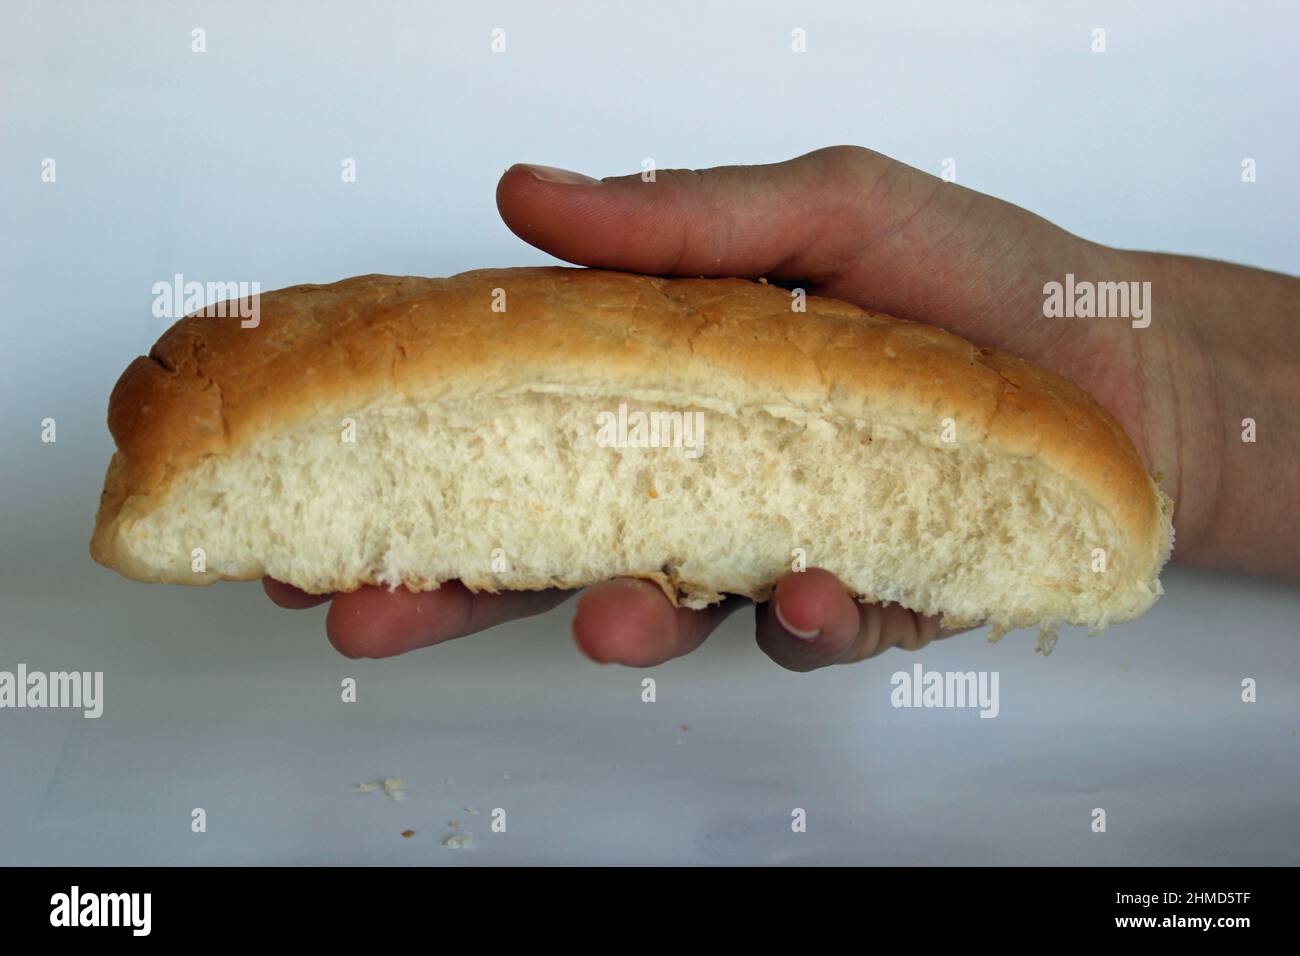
514;163;601;186
775;603;820;641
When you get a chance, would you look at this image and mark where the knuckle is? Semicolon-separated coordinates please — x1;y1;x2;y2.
808;144;884;177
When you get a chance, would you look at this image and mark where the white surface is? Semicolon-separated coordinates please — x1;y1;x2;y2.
1;0;1297;865
1;567;1298;865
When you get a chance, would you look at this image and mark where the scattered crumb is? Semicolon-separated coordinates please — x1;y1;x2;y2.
647;487;658;499
401;829;415;839
443;833;473;849
464;806;480;815
679;724;689;732
357;778;406;800
447;819;460;829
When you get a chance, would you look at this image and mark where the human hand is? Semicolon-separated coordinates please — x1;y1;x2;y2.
268;146;1300;666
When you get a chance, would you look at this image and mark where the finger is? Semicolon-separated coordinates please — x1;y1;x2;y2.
572;577;748;667
325;582;573;659
756;569;962;671
754;568;869;671
497;147;893;282
263;576;333;609
834;602;958;664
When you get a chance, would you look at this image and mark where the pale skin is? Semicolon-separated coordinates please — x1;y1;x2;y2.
263;146;1300;669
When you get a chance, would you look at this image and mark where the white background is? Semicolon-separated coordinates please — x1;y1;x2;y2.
1;0;1297;864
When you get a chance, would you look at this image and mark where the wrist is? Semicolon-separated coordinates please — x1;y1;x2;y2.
1120;248;1300;578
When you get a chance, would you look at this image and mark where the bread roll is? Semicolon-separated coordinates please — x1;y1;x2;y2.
91;266;1173;640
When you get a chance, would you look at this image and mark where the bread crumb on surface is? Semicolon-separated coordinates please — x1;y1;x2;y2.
356;778;406;800
448;819;459;828
464;806;480;815
443;833;473;849
401;829;415;839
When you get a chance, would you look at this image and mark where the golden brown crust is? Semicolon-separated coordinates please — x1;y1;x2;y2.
91;266;1169;586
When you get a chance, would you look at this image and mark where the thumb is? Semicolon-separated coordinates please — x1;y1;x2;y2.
494;146;1087;330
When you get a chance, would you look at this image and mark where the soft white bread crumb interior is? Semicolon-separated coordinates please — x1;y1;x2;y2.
110;388;1170;637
